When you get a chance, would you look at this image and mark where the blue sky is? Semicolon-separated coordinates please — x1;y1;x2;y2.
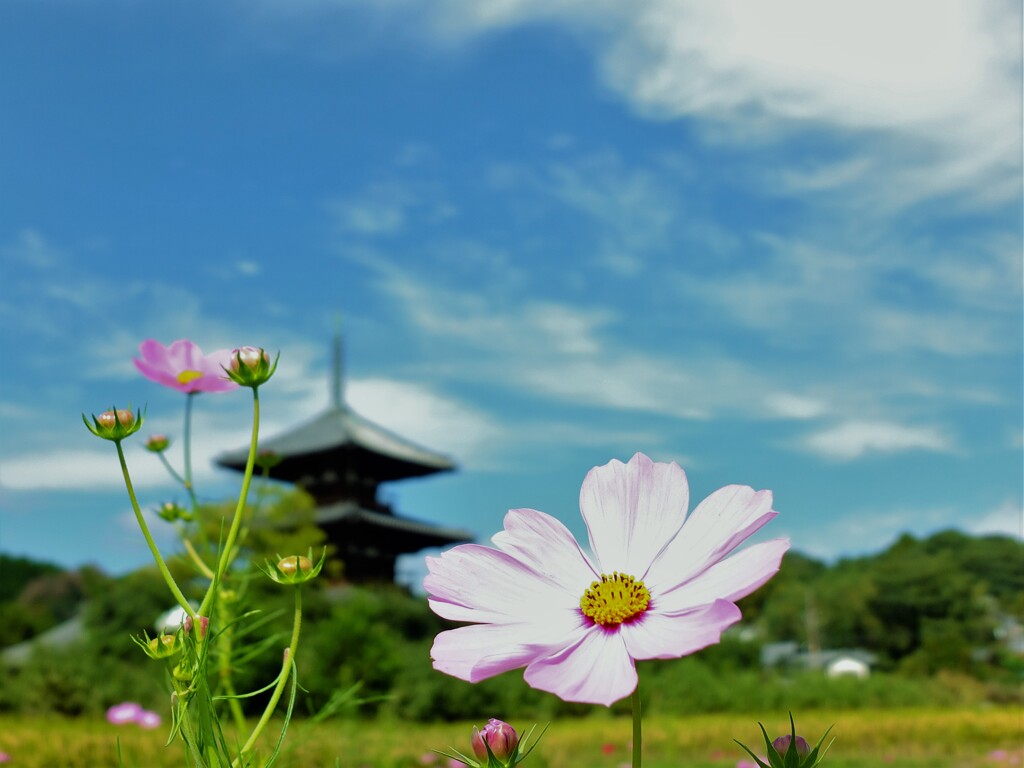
1;0;1021;587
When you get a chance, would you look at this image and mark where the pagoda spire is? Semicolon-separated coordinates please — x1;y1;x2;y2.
331;317;344;408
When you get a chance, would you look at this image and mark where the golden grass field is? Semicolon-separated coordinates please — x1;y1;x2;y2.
0;708;1020;768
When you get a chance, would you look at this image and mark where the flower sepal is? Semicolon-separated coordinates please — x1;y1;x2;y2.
735;714;834;768
83;407;143;442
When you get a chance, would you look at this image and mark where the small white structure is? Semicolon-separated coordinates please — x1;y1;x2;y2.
826;656;870;679
154;605;194;634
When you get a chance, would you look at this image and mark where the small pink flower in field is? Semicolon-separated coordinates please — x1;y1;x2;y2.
137;710;162;729
737;761;759;768
419;752;438;766
425;452;788;706
0;751;10;763
471;719;518;763
134;339;238;394
600;743;616;755
106;701;143;725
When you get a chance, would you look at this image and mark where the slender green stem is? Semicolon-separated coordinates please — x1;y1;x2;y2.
217;599;247;733
198;387;260;618
236;586;302;763
115;440;195;618
183;392;195;494
182;538;215;579
632;679;642;768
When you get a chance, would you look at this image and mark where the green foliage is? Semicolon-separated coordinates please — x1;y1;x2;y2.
0;555;92;648
0;554;62;602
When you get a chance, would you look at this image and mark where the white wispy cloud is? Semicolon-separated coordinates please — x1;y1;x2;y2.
802;419;953;460
247;0;1021;206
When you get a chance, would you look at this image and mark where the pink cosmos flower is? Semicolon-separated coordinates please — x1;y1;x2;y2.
106;701;143;725
133;339;238;394
425;452;789;706
136;710;162;729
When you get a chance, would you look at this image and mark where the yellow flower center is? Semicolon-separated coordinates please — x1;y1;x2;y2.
579;572;651;627
176;369;204;385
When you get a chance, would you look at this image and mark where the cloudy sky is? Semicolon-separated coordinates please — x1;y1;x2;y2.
1;0;1021;586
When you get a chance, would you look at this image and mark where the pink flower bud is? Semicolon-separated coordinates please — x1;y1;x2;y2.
230;346;269;372
772;734;810;759
98;409;135;430
471;719;518;763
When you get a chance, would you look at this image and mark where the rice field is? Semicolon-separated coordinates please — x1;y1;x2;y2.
0;708;1019;767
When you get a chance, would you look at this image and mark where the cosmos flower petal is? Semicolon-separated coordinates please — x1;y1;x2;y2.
524;628;638;706
424;543;579;624
621;599;741;660
579;452;690;576
645;485;776;592
491;508;598;597
134;339;238;393
654;539;791;614
431;619;588;683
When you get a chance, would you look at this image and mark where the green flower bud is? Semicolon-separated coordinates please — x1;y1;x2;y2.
262;548;326;585
156;501;187;522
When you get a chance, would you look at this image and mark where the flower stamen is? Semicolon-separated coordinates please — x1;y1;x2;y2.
580;572;650;627
176;370;204;385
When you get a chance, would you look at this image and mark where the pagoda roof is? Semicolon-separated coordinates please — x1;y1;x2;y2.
215;404;456;484
315;501;473;552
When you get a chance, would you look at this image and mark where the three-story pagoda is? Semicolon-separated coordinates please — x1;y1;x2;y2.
215;335;471;582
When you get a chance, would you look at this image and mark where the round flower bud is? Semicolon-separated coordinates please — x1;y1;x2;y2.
145;434;170;453
277;555;313;577
98;409;134;430
772;734;811;760
471;719;519;763
263;549;326;585
84;407;143;441
225;346;277;388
